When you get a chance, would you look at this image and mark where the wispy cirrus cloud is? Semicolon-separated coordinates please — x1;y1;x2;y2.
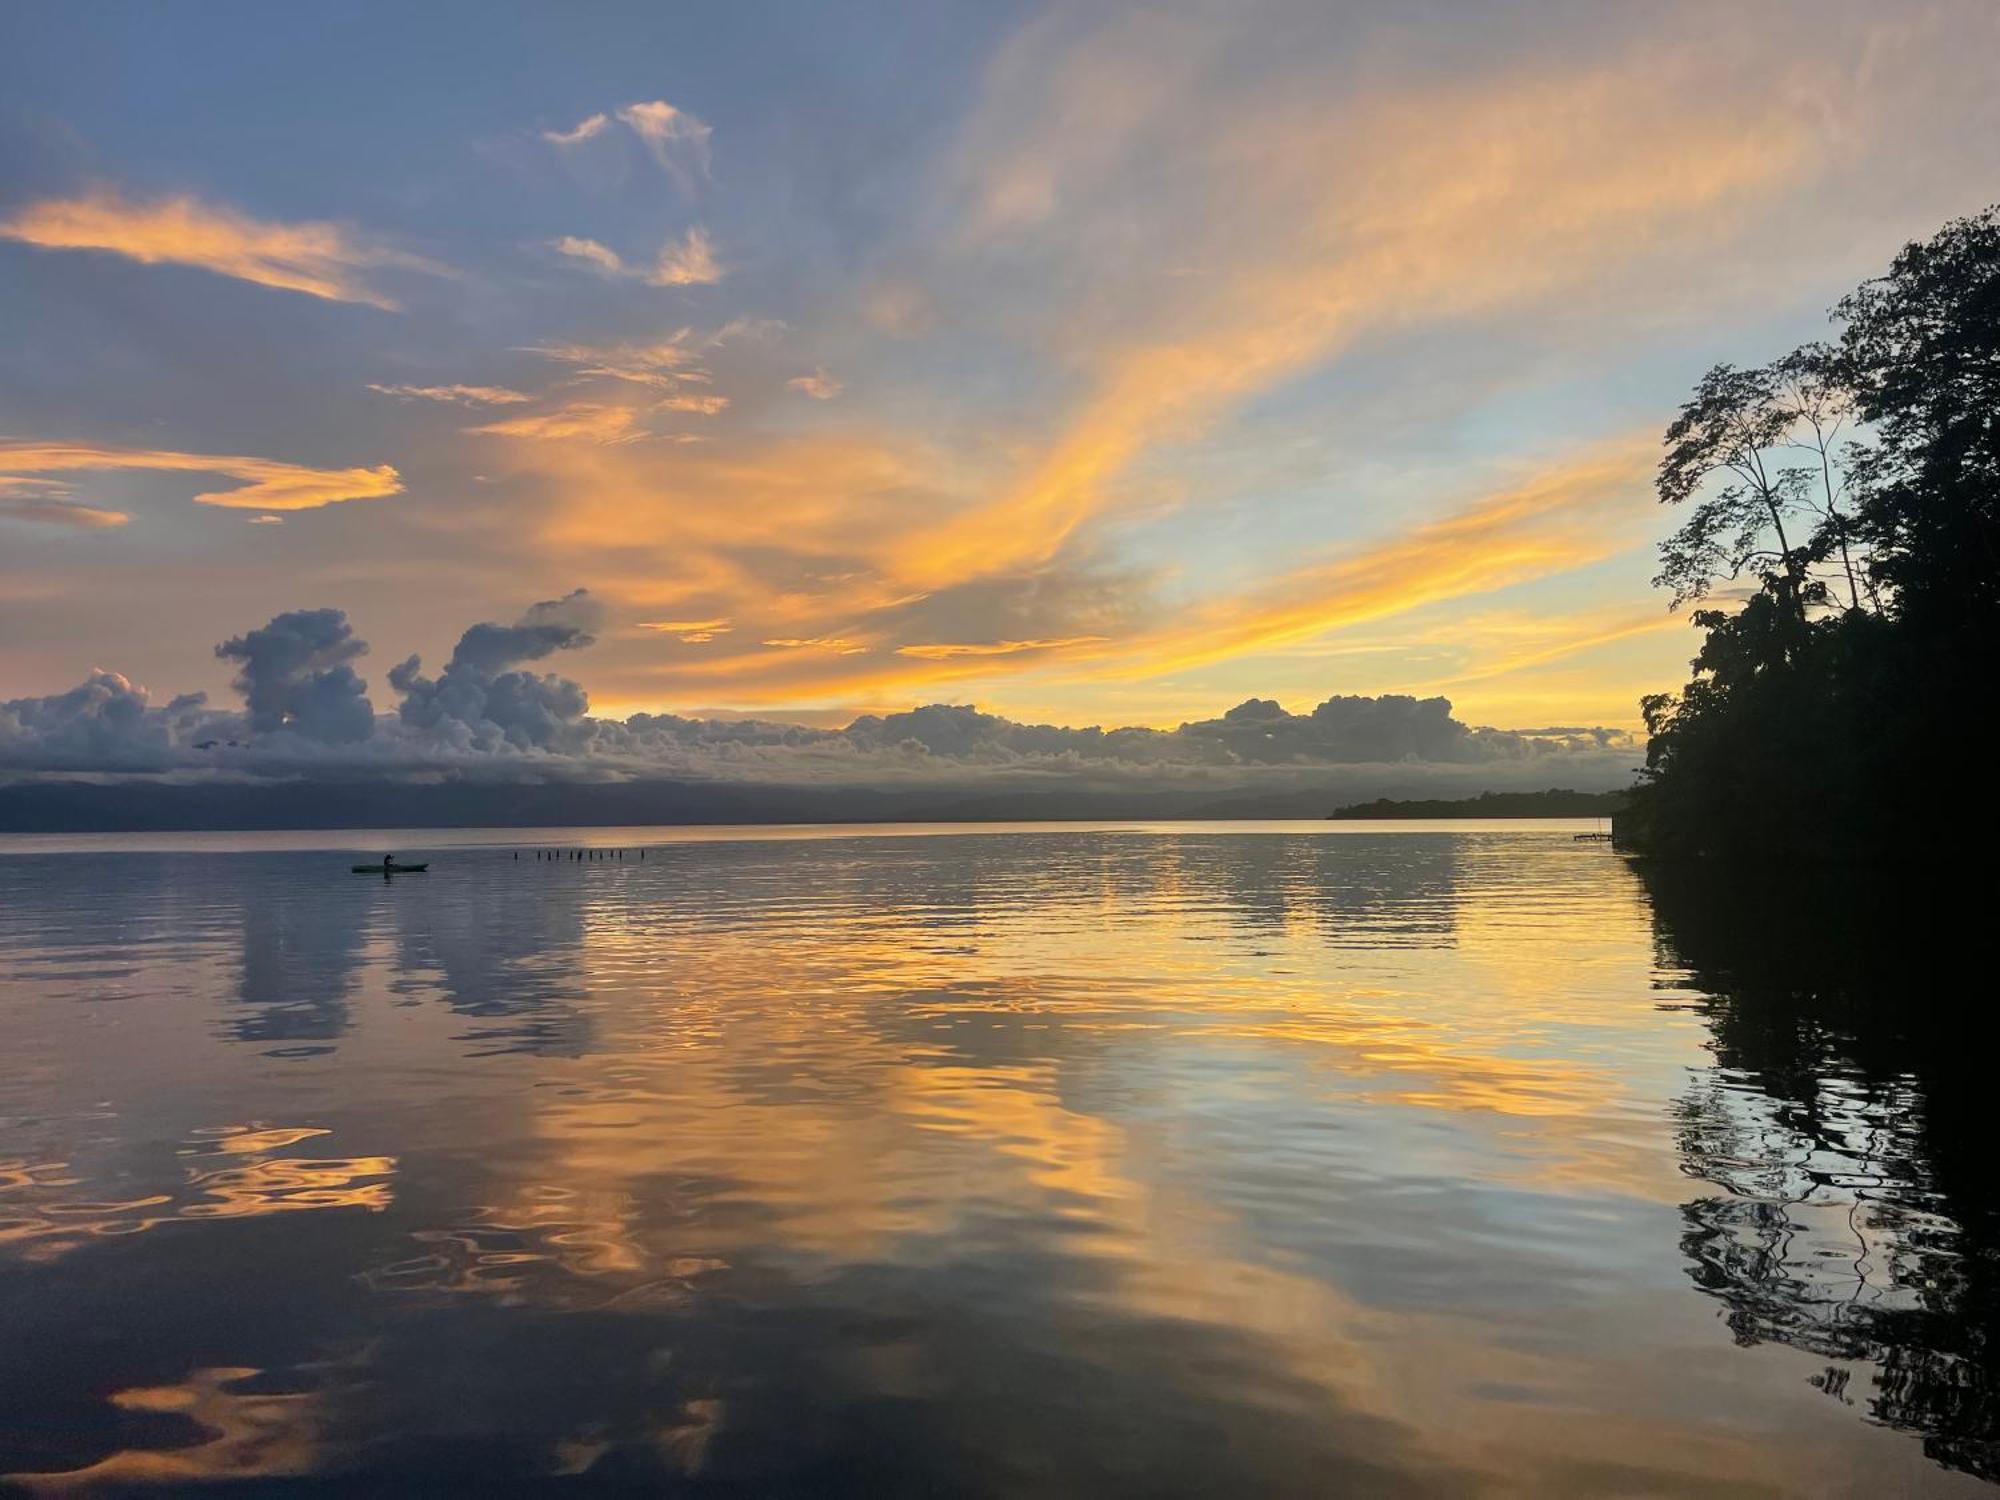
550;235;627;275
654;392;729;416
762;637;867;655
1102;438;1659;681
367;383;530;406
528;337;704;391
883;26;1829;596
639;618;732;643
465;403;643;444
897;636;1106;660
542;112;610;147
0;478;130;530
0;190;446;309
539;96;712;191
0;441;403;511
517;434;1651;718
549;226;723;286
616;99;713;191
788;369;843;400
648;226;722;286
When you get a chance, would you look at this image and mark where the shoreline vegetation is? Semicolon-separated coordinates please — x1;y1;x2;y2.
1618;206;2000;862
1326;789;1626;820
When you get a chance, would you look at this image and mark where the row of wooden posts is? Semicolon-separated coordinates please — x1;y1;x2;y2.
514;848;645;861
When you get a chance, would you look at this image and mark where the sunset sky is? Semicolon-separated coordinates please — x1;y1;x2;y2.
4;0;1997;738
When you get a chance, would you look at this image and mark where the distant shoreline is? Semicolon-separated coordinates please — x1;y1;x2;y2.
1327;789;1628;820
0;777;1640;834
0;817;1616;857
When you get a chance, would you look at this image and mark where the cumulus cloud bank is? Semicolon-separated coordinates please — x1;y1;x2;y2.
389;589;602;752
215;608;375;744
2;590;1641;794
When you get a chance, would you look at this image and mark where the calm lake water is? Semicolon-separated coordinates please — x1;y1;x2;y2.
0;823;1990;1495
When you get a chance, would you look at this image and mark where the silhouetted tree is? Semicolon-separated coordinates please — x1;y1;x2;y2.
1627;206;2000;861
1838;209;2000;636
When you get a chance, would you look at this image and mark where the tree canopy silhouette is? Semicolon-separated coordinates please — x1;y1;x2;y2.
1625;206;2000;860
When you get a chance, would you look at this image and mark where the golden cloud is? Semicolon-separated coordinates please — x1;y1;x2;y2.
551;235;627;275
0;190;446;308
466;404;643;444
639;618;733;643
562;437;1654;714
547;228;723;288
897;636;1107;660
431;19;1869;724
0;441;403;512
528;337;707;391
1109;438;1658;680
889;41;1819;591
617;99;713;189
0;477;130;530
543;112;610;147
367;383;530;406
649;227;722;287
788;369;843;400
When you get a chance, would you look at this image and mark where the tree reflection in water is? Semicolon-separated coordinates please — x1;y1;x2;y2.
1646;862;1998;1481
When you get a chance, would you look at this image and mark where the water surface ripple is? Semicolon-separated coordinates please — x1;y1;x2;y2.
0;825;1989;1494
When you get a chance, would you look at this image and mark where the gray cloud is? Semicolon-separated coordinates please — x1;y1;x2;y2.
0;672;210;771
389;589;603;752
215;608;376;743
3;591;1642;798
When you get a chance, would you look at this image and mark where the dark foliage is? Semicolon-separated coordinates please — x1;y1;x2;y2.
1642;861;2000;1480
1326;788;1627;819
1626;207;2000;860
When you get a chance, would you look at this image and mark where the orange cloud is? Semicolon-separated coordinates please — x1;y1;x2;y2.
654;392;729;416
617;99;713;189
639;618;733;642
0;190;445;308
0;478;130;530
367;383;529;406
466;404;642;444
543;112;610;147
516;430;965;565
788;369;843;400
0;441;402;512
1109;438;1657;680
547;227;723;288
897;636;1106;660
762;637;867;655
528;337;707;392
551;235;626;275
455;28;1854;722
580;438;1655;714
889;43;1818;591
649;227;722;287
1410;606;1685;689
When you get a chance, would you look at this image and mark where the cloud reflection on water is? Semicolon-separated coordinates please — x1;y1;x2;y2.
0;830;1986;1493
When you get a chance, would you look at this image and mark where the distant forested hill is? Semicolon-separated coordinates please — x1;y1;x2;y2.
1326;789;1628;819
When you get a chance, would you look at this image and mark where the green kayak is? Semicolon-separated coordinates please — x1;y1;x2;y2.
352;862;429;874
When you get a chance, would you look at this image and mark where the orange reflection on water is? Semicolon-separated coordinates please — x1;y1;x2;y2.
4;1367;322;1493
7;832;1968;1494
0;1126;393;1262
